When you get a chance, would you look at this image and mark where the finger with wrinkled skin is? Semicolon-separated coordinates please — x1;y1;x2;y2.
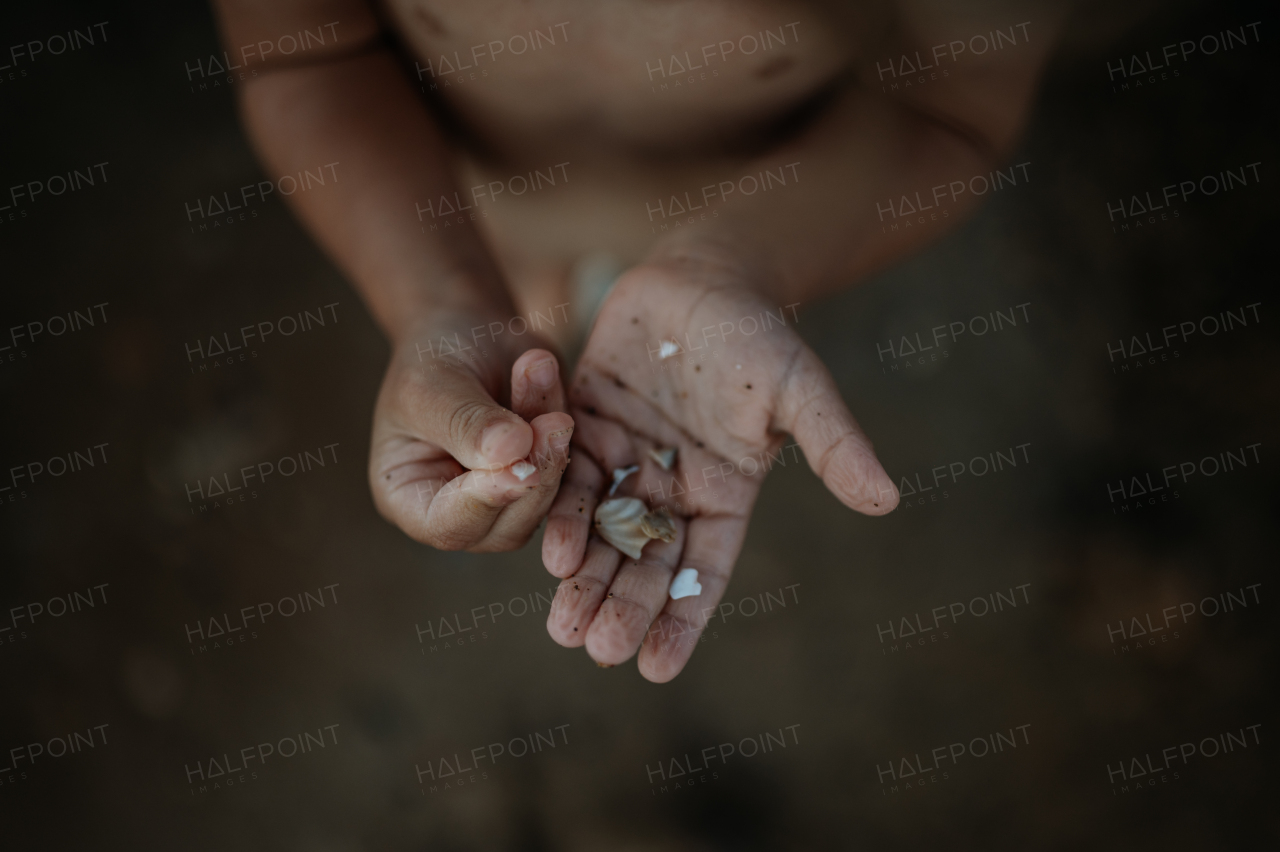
371;442;530;549
510;348;566;420
774;346;898;515
546;538;623;647
473;412;573;552
542;448;606;578
583;518;687;667
541;405;639;576
391;358;534;471
372;436;464;502
638;512;748;682
415;461;542;551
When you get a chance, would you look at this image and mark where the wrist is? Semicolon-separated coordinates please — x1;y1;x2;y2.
380;271;516;345
644;229;787;303
392;298;561;373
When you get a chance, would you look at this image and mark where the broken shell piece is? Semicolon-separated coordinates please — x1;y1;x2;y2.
639;507;676;542
608;464;639;497
511;461;536;482
648;446;676;471
659;339;681;359
594;497;676;559
669;568;701;600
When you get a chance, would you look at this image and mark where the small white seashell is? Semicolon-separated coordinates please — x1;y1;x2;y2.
511;461;536;482
659;339;680;359
668;568;701;600
594;498;677;559
608;464;639;497
648;447;676;471
593;498;650;559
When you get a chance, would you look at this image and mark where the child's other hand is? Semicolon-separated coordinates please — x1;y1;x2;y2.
368;312;573;552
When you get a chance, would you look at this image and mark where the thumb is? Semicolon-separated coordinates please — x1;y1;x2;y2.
774;347;898;515
406;364;533;471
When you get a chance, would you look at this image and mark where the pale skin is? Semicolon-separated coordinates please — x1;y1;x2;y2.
210;0;1065;680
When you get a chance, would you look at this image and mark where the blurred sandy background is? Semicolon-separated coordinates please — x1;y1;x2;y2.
0;0;1275;848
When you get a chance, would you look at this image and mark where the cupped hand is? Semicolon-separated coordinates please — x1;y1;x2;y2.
369;311;573;552
542;261;897;681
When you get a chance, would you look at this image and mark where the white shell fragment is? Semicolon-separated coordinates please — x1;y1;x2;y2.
511;461;536;481
608;465;639;497
659;339;681;359
669;568;701;600
593;498;677;559
648;447;676;471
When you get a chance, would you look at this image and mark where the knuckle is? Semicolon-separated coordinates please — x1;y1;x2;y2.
468;529;533;554
610;593;657;630
424;526;473;552
446;399;495;454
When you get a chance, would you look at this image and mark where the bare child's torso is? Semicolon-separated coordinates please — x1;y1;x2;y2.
380;0;860;323
385;0;851;159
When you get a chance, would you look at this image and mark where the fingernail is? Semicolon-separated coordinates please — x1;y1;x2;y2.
481;422;517;460
512;461;537;481
526;358;557;389
549;427;573;455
